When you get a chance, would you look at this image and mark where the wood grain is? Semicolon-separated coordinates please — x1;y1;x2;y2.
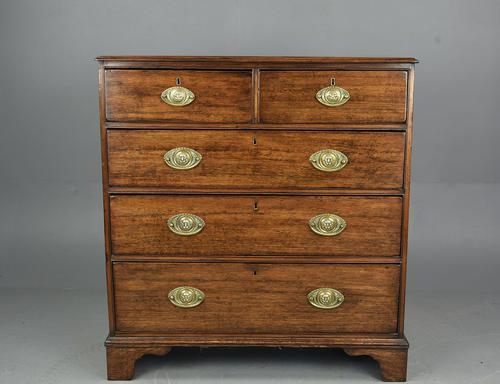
98;56;416;382
105;70;253;123
113;262;400;334
260;71;407;124
107;334;409;347
107;130;406;190
110;195;402;257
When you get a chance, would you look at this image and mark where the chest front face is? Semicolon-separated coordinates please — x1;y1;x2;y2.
98;56;416;382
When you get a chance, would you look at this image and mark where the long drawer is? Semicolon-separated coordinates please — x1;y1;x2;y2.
110;195;402;257
107;130;406;190
113;262;400;334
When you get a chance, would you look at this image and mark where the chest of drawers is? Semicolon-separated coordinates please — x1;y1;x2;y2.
97;56;416;381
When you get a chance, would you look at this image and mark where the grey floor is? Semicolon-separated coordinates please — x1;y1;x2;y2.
1;289;499;383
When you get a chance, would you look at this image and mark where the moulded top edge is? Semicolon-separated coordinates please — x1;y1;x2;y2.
95;56;419;64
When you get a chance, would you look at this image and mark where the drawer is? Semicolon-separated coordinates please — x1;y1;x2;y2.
108;130;405;190
110;195;402;257
260;71;407;124
105;70;253;123
113;262;400;334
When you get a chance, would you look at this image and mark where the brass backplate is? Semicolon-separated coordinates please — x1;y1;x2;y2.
309;213;347;236
309;149;348;172
167;213;205;236
168;286;205;308
163;147;202;170
161;86;195;106
316;85;350;107
308;288;344;309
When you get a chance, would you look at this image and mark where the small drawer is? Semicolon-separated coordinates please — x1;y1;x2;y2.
110;195;402;257
105;70;253;123
113;262;400;334
107;130;405;190
260;70;407;124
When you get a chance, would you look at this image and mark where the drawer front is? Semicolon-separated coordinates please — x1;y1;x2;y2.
108;130;405;190
114;262;400;334
260;71;407;124
105;70;253;123
110;195;402;257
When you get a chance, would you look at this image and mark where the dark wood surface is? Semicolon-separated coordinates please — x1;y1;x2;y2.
113;262;400;334
260;71;407;124
108;130;406;190
98;56;415;381
105;70;253;123
110;195;402;257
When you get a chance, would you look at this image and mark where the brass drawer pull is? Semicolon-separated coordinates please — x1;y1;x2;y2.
309;149;348;172
163;147;202;170
316;78;350;107
169;286;205;308
309;213;346;236
308;288;344;309
160;78;195;106
167;213;205;236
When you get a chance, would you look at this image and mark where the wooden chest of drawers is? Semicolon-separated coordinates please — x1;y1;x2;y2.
97;56;416;381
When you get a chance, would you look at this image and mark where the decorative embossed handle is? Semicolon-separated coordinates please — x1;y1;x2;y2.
308;288;344;309
168;286;205;308
163;147;202;170
167;213;205;236
309;213;346;236
316;78;350;107
161;85;195;106
309;149;348;172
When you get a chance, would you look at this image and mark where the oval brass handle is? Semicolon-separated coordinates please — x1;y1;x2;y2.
163;147;202;170
167;213;205;236
308;288;344;309
161;86;195;106
309;213;346;236
316;78;350;107
169;286;205;308
309;149;348;172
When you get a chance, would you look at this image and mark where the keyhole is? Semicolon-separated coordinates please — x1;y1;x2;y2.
253;137;257;145
331;77;336;86
176;77;181;85
253;200;259;211
253;271;257;276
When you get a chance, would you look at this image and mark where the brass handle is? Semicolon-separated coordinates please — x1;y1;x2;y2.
316;78;350;107
309;213;346;236
169;286;205;308
167;213;205;236
308;288;344;309
309;149;348;172
161;85;195;106
163;147;202;170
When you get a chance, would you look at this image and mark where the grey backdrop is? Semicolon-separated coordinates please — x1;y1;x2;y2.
1;0;499;293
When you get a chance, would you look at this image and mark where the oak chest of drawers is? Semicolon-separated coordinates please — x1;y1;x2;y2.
97;56;417;381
